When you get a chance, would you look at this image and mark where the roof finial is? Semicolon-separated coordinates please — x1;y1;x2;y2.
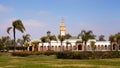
62;17;64;22
60;17;65;26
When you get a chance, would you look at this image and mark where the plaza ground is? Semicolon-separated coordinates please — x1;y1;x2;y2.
0;54;120;68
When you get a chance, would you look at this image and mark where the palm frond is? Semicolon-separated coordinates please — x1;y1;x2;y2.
12;20;25;33
7;27;12;34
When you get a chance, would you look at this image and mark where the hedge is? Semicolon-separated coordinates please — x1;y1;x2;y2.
12;50;56;57
56;51;120;59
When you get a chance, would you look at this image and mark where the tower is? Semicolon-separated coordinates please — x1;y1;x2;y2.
60;19;66;36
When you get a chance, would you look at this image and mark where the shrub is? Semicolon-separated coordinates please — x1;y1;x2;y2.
56;51;120;59
12;50;56;57
43;50;56;56
12;52;34;57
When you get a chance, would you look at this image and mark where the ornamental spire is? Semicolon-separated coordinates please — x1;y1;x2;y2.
61;17;65;27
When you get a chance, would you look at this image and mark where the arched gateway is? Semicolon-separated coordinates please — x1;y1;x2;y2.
78;45;82;50
76;41;83;51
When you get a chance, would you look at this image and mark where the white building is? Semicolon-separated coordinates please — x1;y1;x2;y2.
28;20;119;51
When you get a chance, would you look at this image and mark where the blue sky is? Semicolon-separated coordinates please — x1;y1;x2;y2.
0;0;120;40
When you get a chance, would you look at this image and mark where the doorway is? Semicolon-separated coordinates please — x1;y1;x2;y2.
78;45;82;50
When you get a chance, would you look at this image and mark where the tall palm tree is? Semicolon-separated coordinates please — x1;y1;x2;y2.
40;36;47;51
47;35;57;50
109;35;115;51
90;41;96;52
58;35;66;51
7;20;25;52
66;41;71;51
79;30;95;51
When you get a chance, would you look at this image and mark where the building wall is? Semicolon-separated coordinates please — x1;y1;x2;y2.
29;39;120;52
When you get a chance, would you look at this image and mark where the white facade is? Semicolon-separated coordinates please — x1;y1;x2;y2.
28;39;113;51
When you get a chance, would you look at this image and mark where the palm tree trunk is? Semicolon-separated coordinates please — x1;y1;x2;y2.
42;43;43;51
84;41;86;51
13;27;16;52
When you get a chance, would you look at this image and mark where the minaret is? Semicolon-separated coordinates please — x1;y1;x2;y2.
60;19;66;36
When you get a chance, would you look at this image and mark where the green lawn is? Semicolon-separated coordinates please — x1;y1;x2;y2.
0;54;120;68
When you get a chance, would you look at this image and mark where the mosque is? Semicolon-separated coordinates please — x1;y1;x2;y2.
28;20;119;52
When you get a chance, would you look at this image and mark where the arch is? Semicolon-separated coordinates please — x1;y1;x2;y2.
43;46;46;51
98;45;100;50
70;45;72;50
78;45;82;50
29;46;32;51
105;45;107;50
113;44;116;50
51;46;54;50
101;45;103;50
73;46;76;50
87;45;90;51
58;46;61;51
40;46;43;51
47;46;50;50
55;46;57;51
66;45;68;50
119;45;120;50
62;46;65;51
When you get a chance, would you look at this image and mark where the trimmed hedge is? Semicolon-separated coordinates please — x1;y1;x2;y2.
56;51;120;59
12;50;56;57
11;51;120;59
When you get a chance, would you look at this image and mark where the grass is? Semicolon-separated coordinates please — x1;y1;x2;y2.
0;53;120;68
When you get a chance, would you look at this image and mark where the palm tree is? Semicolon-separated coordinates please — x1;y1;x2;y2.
109;35;115;51
7;20;25;52
90;41;96;52
58;35;66;51
47;35;57;50
40;36;47;51
79;30;95;51
0;36;10;51
0;39;4;51
109;33;120;51
24;42;30;51
116;33;120;51
66;41;71;51
32;40;40;52
98;35;106;41
65;34;72;39
22;34;30;44
17;38;24;46
46;31;57;50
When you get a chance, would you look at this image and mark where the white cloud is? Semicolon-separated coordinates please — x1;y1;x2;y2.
23;19;47;27
0;4;13;12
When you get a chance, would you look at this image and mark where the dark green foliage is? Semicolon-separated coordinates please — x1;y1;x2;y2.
7;46;27;50
56;51;120;59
